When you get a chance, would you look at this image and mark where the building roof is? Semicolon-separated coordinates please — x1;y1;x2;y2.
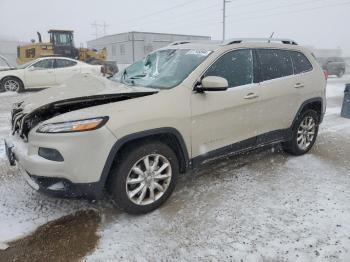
88;31;210;43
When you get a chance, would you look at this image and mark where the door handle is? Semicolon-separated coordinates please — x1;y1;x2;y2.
244;93;259;100
47;71;54;73
294;83;304;88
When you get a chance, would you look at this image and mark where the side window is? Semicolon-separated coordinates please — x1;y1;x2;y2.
204;49;253;88
257;49;293;81
55;59;77;68
32;59;53;69
290;51;313;74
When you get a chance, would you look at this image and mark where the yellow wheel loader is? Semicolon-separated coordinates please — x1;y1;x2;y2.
17;30;107;65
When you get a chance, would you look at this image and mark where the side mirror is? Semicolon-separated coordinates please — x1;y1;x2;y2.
28;66;36;71
195;76;228;92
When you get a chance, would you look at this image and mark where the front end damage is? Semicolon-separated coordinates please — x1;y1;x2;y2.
11;92;156;140
6;91;157;199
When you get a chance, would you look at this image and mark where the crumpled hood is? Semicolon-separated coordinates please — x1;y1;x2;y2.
21;74;158;113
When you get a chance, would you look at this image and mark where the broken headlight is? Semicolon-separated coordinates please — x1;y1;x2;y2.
36;117;109;133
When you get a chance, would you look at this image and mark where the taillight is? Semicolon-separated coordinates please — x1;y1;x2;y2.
323;70;328;80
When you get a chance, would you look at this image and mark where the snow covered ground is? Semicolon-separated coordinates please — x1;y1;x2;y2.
0;76;350;261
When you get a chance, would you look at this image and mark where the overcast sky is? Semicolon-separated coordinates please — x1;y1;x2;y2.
0;0;349;53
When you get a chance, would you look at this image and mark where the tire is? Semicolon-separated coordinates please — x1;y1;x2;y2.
1;77;24;93
282;110;319;156
337;70;345;78
108;141;179;214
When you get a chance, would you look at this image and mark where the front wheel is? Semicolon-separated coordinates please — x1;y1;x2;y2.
2;77;24;92
108;141;179;214
282;110;319;156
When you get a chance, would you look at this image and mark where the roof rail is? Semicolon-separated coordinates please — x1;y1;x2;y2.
168;40;221;46
224;38;298;45
169;41;192;46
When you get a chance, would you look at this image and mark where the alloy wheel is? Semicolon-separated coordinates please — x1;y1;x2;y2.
4;79;20;92
297;116;316;151
126;154;172;206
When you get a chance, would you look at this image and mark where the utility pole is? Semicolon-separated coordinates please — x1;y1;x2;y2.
92;21;98;39
222;0;230;41
91;20;109;39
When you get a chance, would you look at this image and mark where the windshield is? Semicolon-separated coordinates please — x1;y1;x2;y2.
0;55;12;68
18;61;35;69
111;49;212;89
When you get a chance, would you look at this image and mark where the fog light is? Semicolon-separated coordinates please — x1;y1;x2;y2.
47;182;66;191
38;147;64;162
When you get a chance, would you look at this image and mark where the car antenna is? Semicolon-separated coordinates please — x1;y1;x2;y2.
268;32;275;43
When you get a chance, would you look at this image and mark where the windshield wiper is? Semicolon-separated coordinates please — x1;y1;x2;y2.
121;69;135;86
130;74;147;80
121;69;128;82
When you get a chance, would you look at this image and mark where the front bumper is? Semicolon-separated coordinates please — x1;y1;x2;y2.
5;138;104;199
3;125;116;199
26;172;102;199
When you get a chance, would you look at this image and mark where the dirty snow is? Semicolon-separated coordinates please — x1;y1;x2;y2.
0;76;350;261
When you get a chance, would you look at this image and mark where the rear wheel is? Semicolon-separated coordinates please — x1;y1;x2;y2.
282;110;319;155
2;77;24;92
108;141;179;214
337;70;345;78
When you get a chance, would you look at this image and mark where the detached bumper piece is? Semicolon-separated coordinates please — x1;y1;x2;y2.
4;139;16;166
341;83;350;119
27;173;102;200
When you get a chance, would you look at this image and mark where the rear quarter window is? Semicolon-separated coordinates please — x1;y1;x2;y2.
290;51;313;74
55;59;77;68
256;49;293;82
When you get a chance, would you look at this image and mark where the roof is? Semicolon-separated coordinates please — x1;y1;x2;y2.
88;31;211;43
164;38;306;53
48;29;74;33
164;42;222;52
33;56;79;62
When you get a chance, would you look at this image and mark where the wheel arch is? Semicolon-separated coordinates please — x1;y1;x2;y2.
1;75;25;89
292;97;324;128
99;127;190;190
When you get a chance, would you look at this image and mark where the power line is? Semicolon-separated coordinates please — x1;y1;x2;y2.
162;16;222;32
122;0;203;23
228;0;350;22
227;0;331;19
91;21;109;39
226;0;276;10
127;3;221;27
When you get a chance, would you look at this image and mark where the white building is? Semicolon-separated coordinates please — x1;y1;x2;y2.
87;31;211;66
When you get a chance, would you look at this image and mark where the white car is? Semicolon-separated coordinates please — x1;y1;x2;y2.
0;57;102;92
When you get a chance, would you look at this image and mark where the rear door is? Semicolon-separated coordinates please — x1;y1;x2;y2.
54;58;80;84
191;49;262;157
290;51;315;104
255;49;299;137
24;59;56;88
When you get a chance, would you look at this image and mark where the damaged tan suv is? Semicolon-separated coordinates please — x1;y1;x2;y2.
5;38;326;214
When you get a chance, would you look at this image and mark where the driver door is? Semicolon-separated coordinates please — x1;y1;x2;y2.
191;49;261;158
24;59;56;88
